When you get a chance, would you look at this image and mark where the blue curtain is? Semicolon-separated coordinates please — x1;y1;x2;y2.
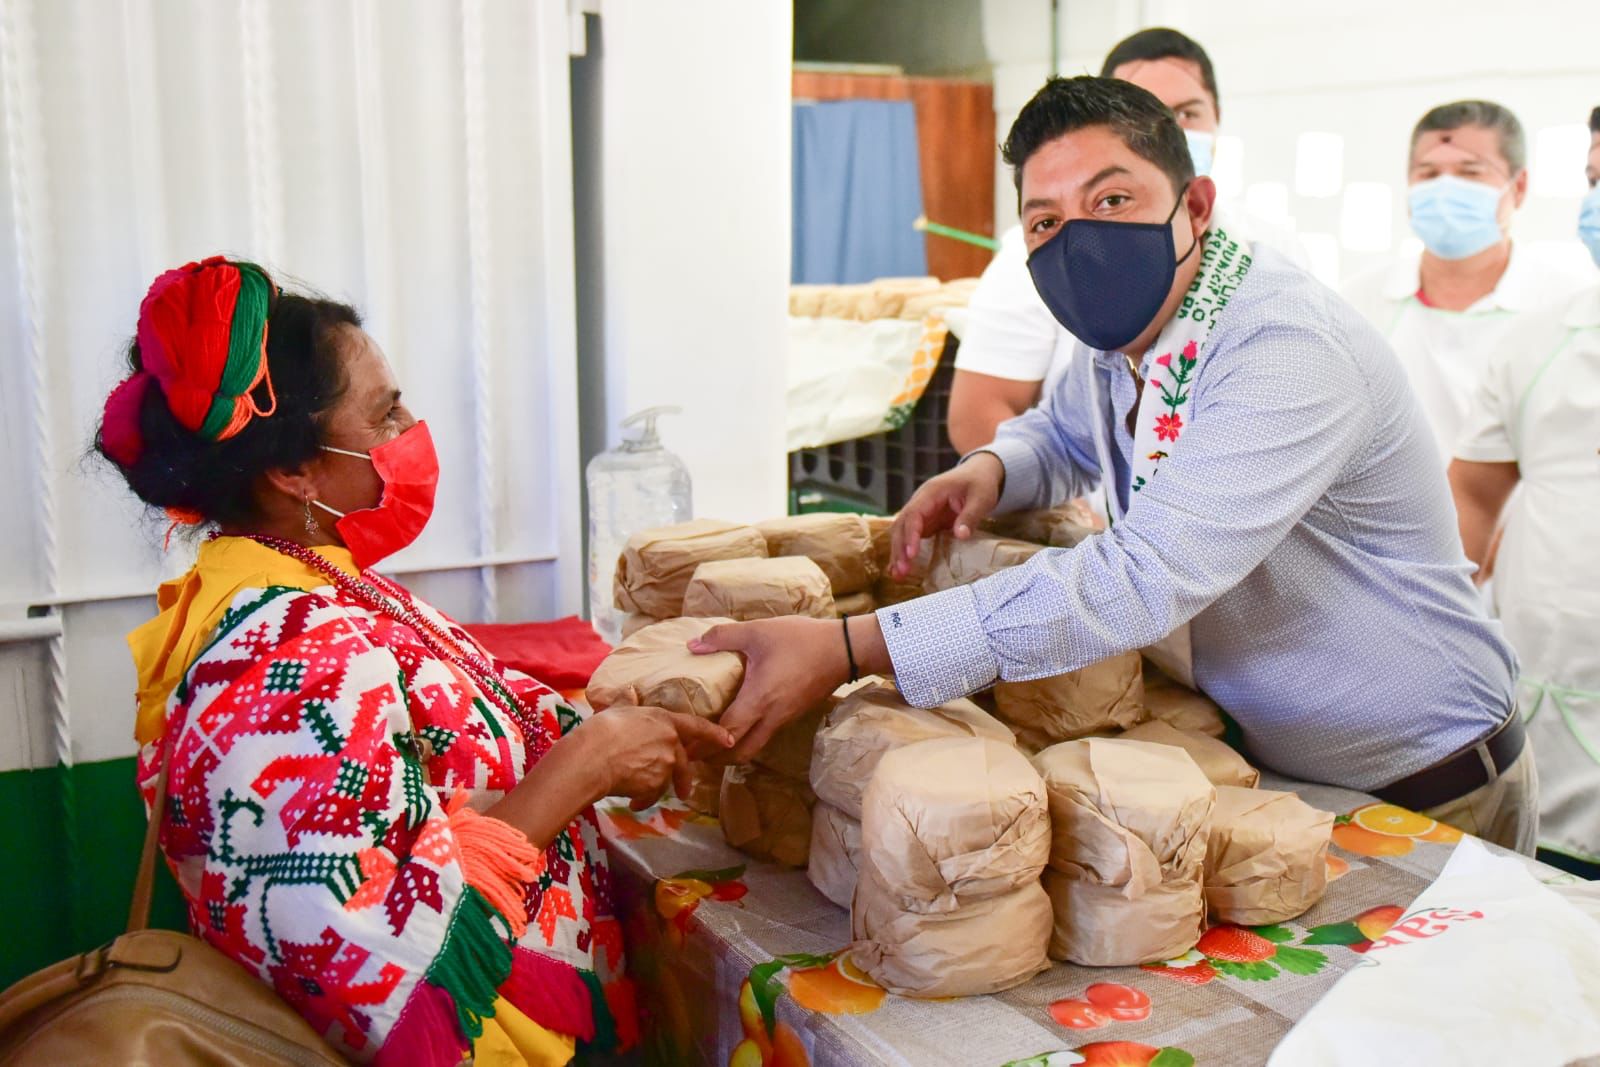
792;99;928;284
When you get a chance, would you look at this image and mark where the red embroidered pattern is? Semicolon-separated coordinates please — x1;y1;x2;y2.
137;576;624;1062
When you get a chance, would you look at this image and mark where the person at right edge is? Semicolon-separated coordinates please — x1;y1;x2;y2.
1449;105;1600;880
693;76;1535;854
1343;99;1592;459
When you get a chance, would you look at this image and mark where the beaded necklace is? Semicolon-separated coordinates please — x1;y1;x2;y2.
241;534;547;755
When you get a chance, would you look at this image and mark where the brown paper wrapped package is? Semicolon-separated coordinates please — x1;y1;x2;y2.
677;761;723;816
864;515;895;574
753;703;829;782
923;532;1040;592
816;283;872;320
852;868;1052;997
756;514;878;595
1141;659;1226;738
873;536;934;607
586;617;744;719
982;502;1101;547
789;284;827;317
682;556;835;621
832;590;877;618
1204;785;1333;926
807;802;861;909
993;650;1147;750
619;612;665;640
810;681;1015;820
719;764;814;868
613;519;767;617
1032;737;1215;966
608;518;764;617
851;738;1052;996
1119;719;1260;788
1041;870;1204;967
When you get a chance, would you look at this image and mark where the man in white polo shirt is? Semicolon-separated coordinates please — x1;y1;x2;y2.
1343;100;1594;459
1448;105;1600;879
947;26;1306;454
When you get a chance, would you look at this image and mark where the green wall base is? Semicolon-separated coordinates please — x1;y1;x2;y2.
0;757;188;989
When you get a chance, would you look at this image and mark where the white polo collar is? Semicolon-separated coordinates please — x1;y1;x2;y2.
1380;241;1554;313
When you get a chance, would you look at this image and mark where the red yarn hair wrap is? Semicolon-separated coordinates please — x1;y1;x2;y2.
99;256;278;469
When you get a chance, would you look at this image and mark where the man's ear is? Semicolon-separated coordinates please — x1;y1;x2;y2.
1510;168;1529;210
1186;175;1218;237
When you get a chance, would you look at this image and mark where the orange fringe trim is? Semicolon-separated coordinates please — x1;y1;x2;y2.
445;792;540;940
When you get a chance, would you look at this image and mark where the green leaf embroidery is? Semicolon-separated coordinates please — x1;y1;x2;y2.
775;951;839;970
1300;922;1368;946
1272;945;1329;975
1210;959;1279;981
748;959;787;1034
671;865;747;884
1151;1049;1197;1067
747;951;839;1033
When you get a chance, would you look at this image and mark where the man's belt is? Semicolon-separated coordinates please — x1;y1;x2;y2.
1373;711;1525;814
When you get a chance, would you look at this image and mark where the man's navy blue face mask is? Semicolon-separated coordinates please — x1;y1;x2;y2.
1026;182;1199;353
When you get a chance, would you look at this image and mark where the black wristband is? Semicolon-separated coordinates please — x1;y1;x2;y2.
841;615;859;683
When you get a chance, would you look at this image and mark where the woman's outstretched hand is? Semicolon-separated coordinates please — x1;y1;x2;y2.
584;705;733;810
490;704;732;845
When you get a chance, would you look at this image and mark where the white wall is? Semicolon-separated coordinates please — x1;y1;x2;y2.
580;0;792;525
983;0;1600;287
1;0;581;773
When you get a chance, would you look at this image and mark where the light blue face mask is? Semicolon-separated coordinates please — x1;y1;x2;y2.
1184;129;1215;178
1579;184;1600;267
1408;174;1507;260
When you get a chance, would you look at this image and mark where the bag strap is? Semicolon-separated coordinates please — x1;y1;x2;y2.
126;737;172;933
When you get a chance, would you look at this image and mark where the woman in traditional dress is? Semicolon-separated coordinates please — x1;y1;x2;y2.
96;257;731;1065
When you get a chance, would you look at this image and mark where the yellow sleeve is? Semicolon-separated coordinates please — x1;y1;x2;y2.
473;998;577;1067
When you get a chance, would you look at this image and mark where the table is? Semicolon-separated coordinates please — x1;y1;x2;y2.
596;773;1566;1067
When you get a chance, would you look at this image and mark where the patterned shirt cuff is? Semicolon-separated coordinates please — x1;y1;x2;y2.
975;437;1047;513
874;585;999;707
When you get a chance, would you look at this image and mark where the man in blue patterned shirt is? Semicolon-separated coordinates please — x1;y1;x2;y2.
695;76;1532;851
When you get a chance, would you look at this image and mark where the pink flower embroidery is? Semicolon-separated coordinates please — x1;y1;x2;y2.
1155;353;1173;368
1181;340;1198;363
1154;413;1184;441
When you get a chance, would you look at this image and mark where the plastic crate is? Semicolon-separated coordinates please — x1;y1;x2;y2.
789;332;962;515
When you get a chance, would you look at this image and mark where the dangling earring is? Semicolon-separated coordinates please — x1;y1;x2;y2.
303;496;318;535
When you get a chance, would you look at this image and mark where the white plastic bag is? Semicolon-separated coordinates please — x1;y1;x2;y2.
1269;838;1600;1067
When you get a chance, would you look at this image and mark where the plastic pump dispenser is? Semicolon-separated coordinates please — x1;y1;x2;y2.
586;406;693;643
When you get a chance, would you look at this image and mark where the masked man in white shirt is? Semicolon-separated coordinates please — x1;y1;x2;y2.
948;26;1307;455
1343;100;1594;459
1448;105;1600;880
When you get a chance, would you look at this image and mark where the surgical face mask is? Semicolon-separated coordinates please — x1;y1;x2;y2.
1408;175;1507;260
313;420;439;569
1579;185;1600;268
1184;129;1216;178
1027;184;1198;353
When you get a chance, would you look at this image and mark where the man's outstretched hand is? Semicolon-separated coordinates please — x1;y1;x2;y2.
690;614;891;762
888;452;1004;578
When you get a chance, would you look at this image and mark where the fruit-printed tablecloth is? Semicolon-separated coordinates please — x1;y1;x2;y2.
597;774;1567;1067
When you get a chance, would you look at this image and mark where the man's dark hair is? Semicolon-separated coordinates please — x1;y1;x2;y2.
1411;100;1526;173
1100;27;1219;115
1590;106;1600;134
1002;75;1194;197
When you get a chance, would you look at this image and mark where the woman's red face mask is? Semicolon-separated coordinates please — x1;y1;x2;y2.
313;420;439;569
